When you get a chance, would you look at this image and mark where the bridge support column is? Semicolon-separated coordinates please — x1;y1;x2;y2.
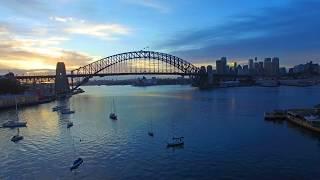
55;62;70;96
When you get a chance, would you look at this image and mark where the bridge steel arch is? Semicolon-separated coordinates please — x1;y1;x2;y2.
70;51;200;89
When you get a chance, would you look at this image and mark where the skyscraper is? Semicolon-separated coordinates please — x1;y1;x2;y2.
264;58;272;76
249;59;254;70
207;65;213;84
272;57;280;76
216;57;227;74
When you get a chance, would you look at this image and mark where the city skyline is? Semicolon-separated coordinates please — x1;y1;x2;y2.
0;0;319;74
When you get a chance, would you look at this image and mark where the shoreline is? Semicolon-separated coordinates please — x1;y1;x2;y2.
0;97;56;111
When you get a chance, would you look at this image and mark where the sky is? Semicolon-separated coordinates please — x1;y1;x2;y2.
0;0;319;74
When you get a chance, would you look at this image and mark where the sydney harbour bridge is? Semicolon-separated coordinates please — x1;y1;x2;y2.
15;50;251;95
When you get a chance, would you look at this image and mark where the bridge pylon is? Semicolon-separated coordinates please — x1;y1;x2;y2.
54;62;70;96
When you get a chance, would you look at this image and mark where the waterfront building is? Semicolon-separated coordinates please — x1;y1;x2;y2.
293;64;305;73
279;67;287;76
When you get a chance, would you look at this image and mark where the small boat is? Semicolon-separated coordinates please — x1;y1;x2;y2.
11;135;23;142
52;106;60;112
3;120;27;128
61;109;75;114
109;113;117;120
11;128;23;142
2;99;27;128
148;131;154;137
148;116;154;137
67;122;73;128
167;137;184;147
52;106;65;112
70;158;83;171
109;98;117;120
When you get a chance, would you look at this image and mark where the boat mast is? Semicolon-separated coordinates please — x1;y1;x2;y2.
15;96;19;121
113;98;116;113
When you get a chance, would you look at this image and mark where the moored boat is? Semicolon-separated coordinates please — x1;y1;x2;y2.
67;122;73;128
167;137;184;147
3;120;27;128
61;109;75;114
70;158;83;171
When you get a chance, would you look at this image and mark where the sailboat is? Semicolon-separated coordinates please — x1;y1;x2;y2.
70;157;83;171
109;98;117;120
67;121;73;128
11;128;23;142
148;115;154;137
167;137;184;147
167;117;184;148
3;98;27;128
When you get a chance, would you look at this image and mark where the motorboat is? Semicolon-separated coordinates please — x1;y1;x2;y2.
67;121;73;128
167;137;184;147
70;158;83;171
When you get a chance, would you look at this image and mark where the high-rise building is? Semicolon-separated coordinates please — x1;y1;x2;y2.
272;57;280;76
216;57;227;74
264;58;272;76
207;65;213;84
249;59;254;71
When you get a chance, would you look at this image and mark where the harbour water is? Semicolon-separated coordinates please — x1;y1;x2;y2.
1;85;320;179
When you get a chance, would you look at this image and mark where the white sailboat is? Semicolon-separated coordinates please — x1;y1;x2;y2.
109;98;117;120
167;117;184;148
3;97;27;128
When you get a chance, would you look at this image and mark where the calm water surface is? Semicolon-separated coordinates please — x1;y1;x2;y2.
1;85;320;179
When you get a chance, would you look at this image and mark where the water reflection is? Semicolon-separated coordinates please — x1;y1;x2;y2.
0;85;320;179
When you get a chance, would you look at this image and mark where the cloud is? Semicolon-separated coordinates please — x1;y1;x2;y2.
65;23;130;40
49;16;73;23
0;25;93;73
156;0;320;66
49;16;131;40
126;0;169;13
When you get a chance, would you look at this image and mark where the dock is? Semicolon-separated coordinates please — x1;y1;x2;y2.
265;107;320;133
